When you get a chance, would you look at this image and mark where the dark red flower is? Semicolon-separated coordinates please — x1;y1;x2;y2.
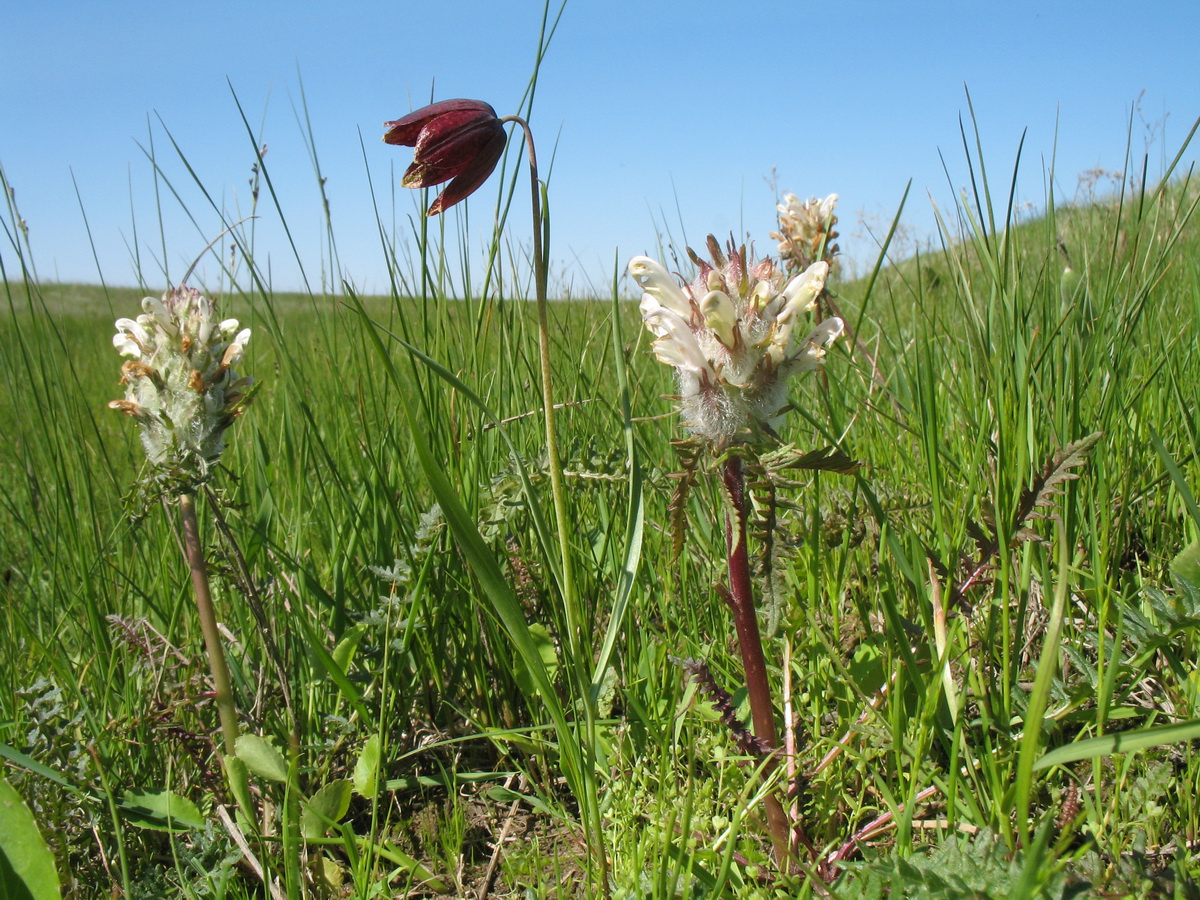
383;99;507;216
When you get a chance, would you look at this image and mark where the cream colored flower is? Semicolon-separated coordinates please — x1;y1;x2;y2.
110;286;253;490
631;237;842;444
772;192;840;275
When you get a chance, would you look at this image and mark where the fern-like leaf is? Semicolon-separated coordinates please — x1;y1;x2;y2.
668;440;701;563
1014;431;1103;524
759;444;864;475
674;656;772;757
949;432;1101;612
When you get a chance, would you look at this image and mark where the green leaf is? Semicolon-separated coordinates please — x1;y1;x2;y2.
374;840;448;894
353;735;381;799
0;774;61;899
1149;426;1200;532
776;444;863;474
331;624;367;674
836;826;1072;898
384;361;584;797
485;786;560;821
345;284;586;854
0;745;81;796
300;780;352;839
235;734;289;784
513;623;557;697
350;297;560;595
1170;538;1200;587
315;855;344;891
1034;718;1200;770
296;612;370;721
119;789;205;832
592;275;644;691
224;755;254;818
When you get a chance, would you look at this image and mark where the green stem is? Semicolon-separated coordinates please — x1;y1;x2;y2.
501;115;578;648
501;114;607;897
179;491;239;758
1015;517;1074;847
87;744;131;895
283;729;302;900
721;454;798;868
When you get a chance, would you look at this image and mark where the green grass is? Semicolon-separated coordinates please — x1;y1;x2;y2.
3;85;1200;898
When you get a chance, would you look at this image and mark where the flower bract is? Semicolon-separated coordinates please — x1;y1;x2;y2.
631;237;843;445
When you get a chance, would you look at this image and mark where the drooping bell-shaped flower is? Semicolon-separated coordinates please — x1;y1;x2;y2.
383;99;507;216
771;192;840;275
631;236;843;445
110;286;254;491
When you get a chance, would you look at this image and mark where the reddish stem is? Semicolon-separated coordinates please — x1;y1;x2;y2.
721;454;806;867
723;456;778;747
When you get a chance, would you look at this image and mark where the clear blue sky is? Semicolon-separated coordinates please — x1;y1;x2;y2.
2;0;1196;295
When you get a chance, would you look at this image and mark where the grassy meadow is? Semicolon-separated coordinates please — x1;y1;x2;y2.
3;100;1200;899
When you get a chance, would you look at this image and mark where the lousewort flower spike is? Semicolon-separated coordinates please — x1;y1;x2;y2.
110;285;254;492
772;192;840;274
383;98;507;215
631;236;843;445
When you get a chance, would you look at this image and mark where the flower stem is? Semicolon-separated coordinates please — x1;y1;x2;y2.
502;114;608;897
721;453;793;868
501;115;579;649
179;491;239;758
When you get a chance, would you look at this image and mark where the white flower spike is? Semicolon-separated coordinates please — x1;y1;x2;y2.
631;236;843;444
110;285;254;490
772;192;840;275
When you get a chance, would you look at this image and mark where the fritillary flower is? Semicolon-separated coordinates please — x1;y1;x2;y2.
383;99;507;216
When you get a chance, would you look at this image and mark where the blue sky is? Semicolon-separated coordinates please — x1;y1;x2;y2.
2;1;1197;295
